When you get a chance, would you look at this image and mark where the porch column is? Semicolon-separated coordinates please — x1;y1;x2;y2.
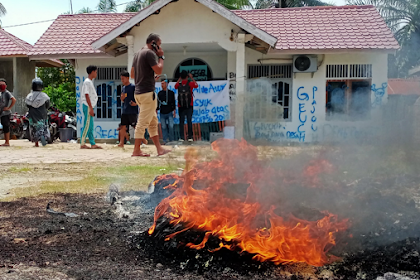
235;33;246;140
126;35;135;83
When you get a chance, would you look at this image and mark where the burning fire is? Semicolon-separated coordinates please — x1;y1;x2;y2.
149;139;348;267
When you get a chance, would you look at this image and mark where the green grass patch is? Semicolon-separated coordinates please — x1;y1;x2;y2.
8;167;32;173
4;164;181;201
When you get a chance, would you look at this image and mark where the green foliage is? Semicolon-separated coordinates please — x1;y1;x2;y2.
97;0;117;13
78;7;95;13
0;3;6;16
254;0;331;9
37;60;76;113
43;83;76;113
124;0;144;12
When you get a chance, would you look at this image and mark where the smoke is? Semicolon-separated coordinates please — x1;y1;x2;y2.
237;77;420;252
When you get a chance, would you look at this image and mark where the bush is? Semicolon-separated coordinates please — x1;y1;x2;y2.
37;60;76;113
43;82;76;113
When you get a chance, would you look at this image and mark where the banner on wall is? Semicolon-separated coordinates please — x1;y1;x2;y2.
179;65;208;81
155;80;230;124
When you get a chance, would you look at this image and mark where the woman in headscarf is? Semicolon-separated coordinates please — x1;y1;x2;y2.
25;78;50;147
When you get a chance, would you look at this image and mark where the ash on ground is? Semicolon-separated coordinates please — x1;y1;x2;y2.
108;173;420;280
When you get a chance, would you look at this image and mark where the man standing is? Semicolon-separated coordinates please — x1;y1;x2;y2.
0;78;16;147
80;65;102;149
157;80;176;144
131;33;170;157
118;70;145;148
175;71;198;142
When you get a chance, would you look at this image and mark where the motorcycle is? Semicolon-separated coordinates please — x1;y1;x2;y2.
9;113;25;139
64;111;77;140
48;106;66;143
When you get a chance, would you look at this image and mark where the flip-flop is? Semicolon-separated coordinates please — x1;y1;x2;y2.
91;146;103;149
157;149;171;157
131;153;151;157
0;144;10;147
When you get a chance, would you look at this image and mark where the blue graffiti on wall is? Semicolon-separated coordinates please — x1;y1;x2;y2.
371;83;387;107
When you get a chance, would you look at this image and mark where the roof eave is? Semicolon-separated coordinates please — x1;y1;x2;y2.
29;53;113;60
268;48;399;55
91;0;277;50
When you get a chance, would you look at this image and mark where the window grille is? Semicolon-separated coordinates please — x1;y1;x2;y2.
326;64;372;79
350;64;372;78
248;64;292;79
326;65;348;79
97;67;127;81
95;82;123;120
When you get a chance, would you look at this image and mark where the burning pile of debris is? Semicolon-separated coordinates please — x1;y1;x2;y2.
125;139;420;279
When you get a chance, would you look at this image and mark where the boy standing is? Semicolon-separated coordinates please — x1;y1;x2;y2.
80;65;102;149
0;78;16;147
157;80;176;144
175;71;198;142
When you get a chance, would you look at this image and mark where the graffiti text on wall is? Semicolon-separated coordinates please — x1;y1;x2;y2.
371;83;387;108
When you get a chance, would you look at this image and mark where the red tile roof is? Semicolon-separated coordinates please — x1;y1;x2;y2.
388;79;420;96
30;5;398;57
233;5;399;51
29;13;136;56
0;29;33;56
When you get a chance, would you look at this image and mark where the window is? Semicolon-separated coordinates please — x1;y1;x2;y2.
95;67;126;120
247;64;292;120
173;58;213;81
325;64;372;121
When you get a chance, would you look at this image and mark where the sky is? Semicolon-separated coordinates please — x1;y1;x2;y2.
1;0;347;45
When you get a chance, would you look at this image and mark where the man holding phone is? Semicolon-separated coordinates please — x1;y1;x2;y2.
117;70;141;148
131;33;170;157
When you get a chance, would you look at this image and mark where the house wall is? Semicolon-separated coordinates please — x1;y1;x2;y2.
13;57;36;114
129;0;240;53
244;49;389;143
75;55;128;140
0;59;14;92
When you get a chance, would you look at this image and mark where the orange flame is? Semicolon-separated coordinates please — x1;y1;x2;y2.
149;139;348;267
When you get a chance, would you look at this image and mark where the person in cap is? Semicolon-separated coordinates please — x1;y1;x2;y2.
25;78;51;147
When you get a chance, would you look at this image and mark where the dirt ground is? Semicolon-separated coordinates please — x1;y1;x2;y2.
0;139;312;280
1;139;419;280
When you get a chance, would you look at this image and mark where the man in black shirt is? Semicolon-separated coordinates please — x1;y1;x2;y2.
157;80;176;144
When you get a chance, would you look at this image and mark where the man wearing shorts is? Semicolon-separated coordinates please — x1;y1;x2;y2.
0;78;16;147
117;70;147;148
130;33;170;157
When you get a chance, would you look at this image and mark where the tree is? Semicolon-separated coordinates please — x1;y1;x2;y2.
346;0;420;77
97;0;117;13
78;7;95;13
215;0;252;9
255;0;330;9
0;2;6;26
124;0;144;12
37;60;76;112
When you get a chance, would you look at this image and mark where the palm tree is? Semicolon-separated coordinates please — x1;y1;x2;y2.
0;2;6;26
97;0;117;13
78;7;95;13
216;0;252;9
255;0;330;9
125;0;144;12
346;0;420;77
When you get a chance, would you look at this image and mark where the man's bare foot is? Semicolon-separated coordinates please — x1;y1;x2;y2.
117;144;124;148
157;149;171;156
80;145;91;149
131;152;150;157
91;145;103;149
0;143;10;147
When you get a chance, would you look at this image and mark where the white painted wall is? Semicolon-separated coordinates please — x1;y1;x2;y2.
129;0;240;53
245;51;390;143
75;55;128;140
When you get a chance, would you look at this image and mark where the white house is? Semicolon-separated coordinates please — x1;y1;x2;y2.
28;0;399;143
